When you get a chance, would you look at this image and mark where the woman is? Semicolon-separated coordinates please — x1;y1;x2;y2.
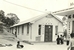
60;35;64;44
67;33;74;50
56;35;60;44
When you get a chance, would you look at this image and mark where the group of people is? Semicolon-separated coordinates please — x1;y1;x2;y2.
56;33;74;50
56;35;64;45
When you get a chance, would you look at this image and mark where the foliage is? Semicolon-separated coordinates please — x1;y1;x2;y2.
0;10;20;32
0;10;20;27
6;13;20;24
3;17;15;26
0;10;5;32
0;10;5;22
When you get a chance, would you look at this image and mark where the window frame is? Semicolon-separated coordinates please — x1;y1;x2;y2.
38;25;41;35
22;25;24;35
55;26;58;35
18;26;19;35
27;23;29;34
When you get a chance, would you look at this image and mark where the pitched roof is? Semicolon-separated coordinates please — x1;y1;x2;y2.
11;13;63;27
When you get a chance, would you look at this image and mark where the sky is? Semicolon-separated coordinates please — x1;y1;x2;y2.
0;0;70;22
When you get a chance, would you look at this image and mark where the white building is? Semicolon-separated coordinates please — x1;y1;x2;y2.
53;6;74;38
10;13;63;42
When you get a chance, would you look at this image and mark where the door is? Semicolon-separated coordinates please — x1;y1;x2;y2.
44;25;52;42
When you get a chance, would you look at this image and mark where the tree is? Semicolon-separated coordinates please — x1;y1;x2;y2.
0;10;5;21
6;13;20;24
0;11;20;27
3;17;15;27
0;10;5;32
0;22;4;32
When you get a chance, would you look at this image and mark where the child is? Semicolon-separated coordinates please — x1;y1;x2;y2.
17;41;24;49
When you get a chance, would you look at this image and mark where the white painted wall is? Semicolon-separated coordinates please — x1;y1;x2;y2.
30;15;63;42
10;24;31;41
17;24;30;41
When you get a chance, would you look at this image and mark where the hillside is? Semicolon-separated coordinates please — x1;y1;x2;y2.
0;28;19;45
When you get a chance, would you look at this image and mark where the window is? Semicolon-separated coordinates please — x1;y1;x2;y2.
68;15;71;19
72;21;74;33
15;27;17;36
55;26;58;35
38;25;41;35
22;25;24;35
18;26;19;35
15;27;17;32
69;22;70;33
73;14;74;18
27;23;29;34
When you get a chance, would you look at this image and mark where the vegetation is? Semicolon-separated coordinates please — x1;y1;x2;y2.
6;13;20;24
0;24;3;32
0;10;20;32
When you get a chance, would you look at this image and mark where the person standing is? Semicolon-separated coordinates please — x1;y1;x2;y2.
67;33;74;50
66;34;70;46
56;35;60;45
60;35;64;44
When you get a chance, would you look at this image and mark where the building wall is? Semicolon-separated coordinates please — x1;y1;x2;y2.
13;27;15;34
29;15;63;42
10;24;31;41
17;24;31;41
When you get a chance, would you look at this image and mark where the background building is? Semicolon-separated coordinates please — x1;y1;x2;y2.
53;6;74;39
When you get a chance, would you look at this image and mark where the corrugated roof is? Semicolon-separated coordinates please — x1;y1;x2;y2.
11;13;63;27
53;7;74;15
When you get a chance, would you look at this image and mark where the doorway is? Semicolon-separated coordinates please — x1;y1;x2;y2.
44;25;53;42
